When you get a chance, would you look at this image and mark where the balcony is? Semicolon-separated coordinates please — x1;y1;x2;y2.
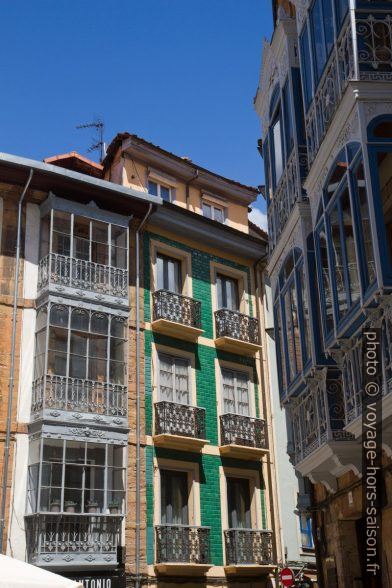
38;253;128;302
155;524;211;574
267;147;307;253
219;414;268;459
214;309;260;356
153;401;208;451
224;529;275;574
25;514;122;569
31;375;128;427
291;379;359;492
152;289;203;341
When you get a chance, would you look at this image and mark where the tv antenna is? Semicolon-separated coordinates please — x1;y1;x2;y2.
76;118;105;162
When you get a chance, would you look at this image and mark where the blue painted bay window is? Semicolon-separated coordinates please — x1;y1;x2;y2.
315;143;377;343
274;249;311;399
367;116;392;285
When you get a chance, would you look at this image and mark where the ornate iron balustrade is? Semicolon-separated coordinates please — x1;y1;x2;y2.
25;514;121;566
267;148;306;252
305;18;354;165
32;375;127;418
215;309;259;345
291;380;353;465
152;289;201;329
224;529;273;565
155;401;206;439
155;525;210;564
38;253;128;298
220;414;267;449
357;12;392;81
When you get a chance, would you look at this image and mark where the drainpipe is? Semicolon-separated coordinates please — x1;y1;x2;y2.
185;170;199;210
135;203;153;588
0;169;34;553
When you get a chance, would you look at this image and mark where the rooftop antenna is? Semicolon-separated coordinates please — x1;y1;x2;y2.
76;118;105;162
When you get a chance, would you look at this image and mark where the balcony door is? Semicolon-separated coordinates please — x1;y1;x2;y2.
160;470;189;525
158;353;190;405
157;253;182;294
227;477;251;529
222;368;250;416
217;273;239;311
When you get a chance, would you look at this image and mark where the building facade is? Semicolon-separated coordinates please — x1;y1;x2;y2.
255;0;392;586
103;133;282;587
0;152;160;587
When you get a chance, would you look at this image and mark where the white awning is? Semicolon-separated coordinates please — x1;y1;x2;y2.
0;555;83;588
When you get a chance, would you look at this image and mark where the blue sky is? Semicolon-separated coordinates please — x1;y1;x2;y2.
0;0;272;227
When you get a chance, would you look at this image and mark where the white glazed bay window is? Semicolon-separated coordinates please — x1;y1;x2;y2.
27;438;126;515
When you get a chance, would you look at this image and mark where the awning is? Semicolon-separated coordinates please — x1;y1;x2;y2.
0;555;83;588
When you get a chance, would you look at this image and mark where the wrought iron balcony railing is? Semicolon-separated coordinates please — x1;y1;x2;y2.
356;12;392;82
224;529;273;566
220;414;267;449
38;253;128;298
215;309;259;345
152;289;202;329
155;401;206;439
32;375;127;419
25;514;122;567
155;525;210;565
305;17;354;165
291;382;353;465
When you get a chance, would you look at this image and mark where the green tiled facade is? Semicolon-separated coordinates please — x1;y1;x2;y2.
144;231;266;567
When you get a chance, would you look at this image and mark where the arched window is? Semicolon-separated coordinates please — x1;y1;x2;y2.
367;116;392;280
274;249;311;398
314;143;376;340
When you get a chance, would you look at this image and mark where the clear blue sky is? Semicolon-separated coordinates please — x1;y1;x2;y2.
0;0;272;223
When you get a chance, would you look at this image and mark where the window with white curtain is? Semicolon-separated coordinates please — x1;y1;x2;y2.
158;353;190;405
156;253;182;293
221;368;250;416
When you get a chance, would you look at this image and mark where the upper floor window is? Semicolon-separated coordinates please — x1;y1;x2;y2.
274;249;311;395
315;144;376;338
270;95;284;188
299;513;314;549
40;209;128;270
148;180;172;202
367;116;392;280
202;201;225;223
160;469;189;525
34;304;127;386
221;368;250;416
27;438;125;515
157;253;182;293
227;477;251;529
158;353;190;405
217;273;240;311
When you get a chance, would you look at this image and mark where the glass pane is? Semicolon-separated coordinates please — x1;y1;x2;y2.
335;0;348;30
70;332;88;356
355;162;376;284
275;304;287;391
161;470;188;525
300;268;311;362
35;330;46;356
48;327;67;352
69;354;87;379
217;274;223;309
202;203;212;219
92;241;109;265
236;372;250;416
111;225;127;248
90;335;107;359
159;354;174;402
291;282;302;373
283;82;294;157
50;305;69;327
330;205;347;317
43;439;63;462
92;221;108;244
340;188;360;305
272;115;283;185
300;25;313;107
89;358;107;381
109;360;125;385
52;231;71;256
157;254;164;290
53;210;71;233
222;369;236;413
161;186;171;202
284;290;295;381
111;317;126;338
318;226;334;333
148;180;158;196
47;351;67;376
378;151;392;265
325;151;347;200
40;214;50;258
87;444;106;466
322;0;334;56
311;0;327;81
167;258;181;293
214;207;224;223
227;477;251;529
65;441;85;463
110;338;124;362
174;358;190;405
111;245;127;269
91;313;108;335
71;309;89;331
